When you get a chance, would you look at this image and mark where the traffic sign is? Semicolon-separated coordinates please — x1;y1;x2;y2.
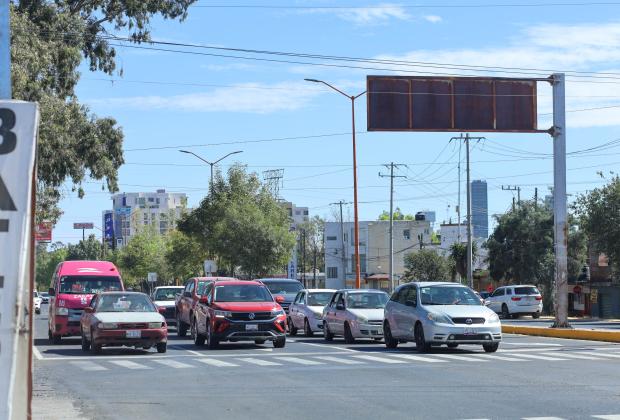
147;273;158;283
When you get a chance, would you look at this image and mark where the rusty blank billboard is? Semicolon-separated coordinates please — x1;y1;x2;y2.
367;76;544;132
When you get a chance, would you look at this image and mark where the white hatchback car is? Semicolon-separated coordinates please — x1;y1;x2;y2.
486;285;543;319
33;291;42;314
322;289;389;343
288;289;336;336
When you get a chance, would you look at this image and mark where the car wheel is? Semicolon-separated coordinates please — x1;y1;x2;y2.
35;308;41;315
288;317;298;336
304;319;314;337
177;317;188;337
323;321;334;341
483;343;499;353
415;324;431;353
49;329;61;345
273;336;286;348
80;330;90;352
384;321;398;349
90;330;102;354
156;342;167;353
206;321;218;349
447;343;459;349
254;339;266;345
192;318;205;346
501;304;510;319
532;312;540;319
343;322;356;344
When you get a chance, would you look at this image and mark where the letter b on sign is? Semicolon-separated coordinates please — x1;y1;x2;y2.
0;108;17;155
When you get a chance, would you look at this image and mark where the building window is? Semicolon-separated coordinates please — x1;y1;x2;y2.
403;229;411;240
327;267;338;279
326;236;337;241
303;210;309;215
148;197;155;203
295;210;301;215
351;254;367;273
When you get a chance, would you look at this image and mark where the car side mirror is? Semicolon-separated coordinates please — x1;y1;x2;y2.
405;300;416;307
183;291;191;298
48;288;55;296
83;307;94;313
484;300;491;306
336;303;345;311
275;296;285;304
157;306;166;314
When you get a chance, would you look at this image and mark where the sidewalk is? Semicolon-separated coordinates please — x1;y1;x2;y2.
502;317;620;342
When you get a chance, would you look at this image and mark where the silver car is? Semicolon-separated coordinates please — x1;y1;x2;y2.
383;282;502;353
288;289;336;336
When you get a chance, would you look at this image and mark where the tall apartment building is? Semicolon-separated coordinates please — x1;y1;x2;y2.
282;202;309;279
103;189;188;248
324;219;431;290
471;180;488;239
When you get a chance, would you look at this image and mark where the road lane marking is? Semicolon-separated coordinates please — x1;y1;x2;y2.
592;415;620;419
298;341;359;352
109;360;151;370
387;354;446;363
237;358;282;366
545;352;603;360
32;346;44;360
69;361;108;371
501;342;563;346
185;349;204;356
152;359;193;368
194;358;239;367
581;351;620;359
432;354;488;362
352;355;406;364
275;356;324;365
522;417;566;420
507;353;567;361
257;348;273;352
465;354;528;362
314;356;365;365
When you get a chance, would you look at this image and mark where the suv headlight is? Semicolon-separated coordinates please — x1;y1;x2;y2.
427;312;452;324
487;313;500;323
214;310;232;318
148;322;164;328
271;309;285;317
98;322;118;329
55;307;68;316
355;315;368;323
311;310;323;318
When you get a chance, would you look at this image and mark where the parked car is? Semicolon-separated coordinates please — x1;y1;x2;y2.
473;291;485;304
48;260;124;344
485;285;543;319
80;291;168;354
256;278;303;314
288;289;336;336
33;291;42;314
479;291;491;300
383;282;502;353
193;281;287;349
39;291;50;304
152;286;184;326
322;289;389;344
175;277;237;337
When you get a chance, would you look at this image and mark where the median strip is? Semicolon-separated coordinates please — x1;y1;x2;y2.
502;325;620;343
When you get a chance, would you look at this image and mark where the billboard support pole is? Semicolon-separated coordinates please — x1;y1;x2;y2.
0;0;10;99
466;134;474;288
551;73;570;328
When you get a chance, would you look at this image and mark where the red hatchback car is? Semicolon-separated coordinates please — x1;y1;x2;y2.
193;281;287;349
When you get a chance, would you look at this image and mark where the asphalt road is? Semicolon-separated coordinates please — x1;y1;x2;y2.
33;305;620;420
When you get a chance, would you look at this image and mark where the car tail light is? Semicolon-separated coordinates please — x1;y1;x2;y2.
511;297;521;301
535;296;543;301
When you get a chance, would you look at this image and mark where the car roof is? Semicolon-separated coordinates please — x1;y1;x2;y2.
256;278;301;283
337;289;386;294
154;286;184;289
304;289;336;293
191;277;239;281
57;261;120;276
98;291;148;296
406;281;465;287
503;284;538;288
214;280;263;287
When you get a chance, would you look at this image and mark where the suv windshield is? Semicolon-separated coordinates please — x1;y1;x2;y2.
154;288;182;301
514;286;540;295
59;276;122;294
420;286;481;306
263;282;303;295
346;292;388;309
307;292;333;306
214;285;273;302
97;294;156;312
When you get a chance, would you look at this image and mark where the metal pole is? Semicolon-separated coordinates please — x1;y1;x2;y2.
466;134;473;288
210;163;214;195
82;228;85;242
457;141;462;243
351;97;361;289
339;201;346;287
551;73;569;328
389;163;394;292
0;0;10;99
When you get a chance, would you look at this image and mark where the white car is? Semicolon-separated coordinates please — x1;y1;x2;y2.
322;289;389;343
152;286;184;325
288;289;336;336
33;291;42;314
486;285;543;319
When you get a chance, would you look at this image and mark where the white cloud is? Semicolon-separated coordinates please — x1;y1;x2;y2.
88;82;324;114
302;3;411;25
424;15;442;24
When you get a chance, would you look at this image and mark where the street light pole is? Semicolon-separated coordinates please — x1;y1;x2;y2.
305;78;366;289
179;150;243;194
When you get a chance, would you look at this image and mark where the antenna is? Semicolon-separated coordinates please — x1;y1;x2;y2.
263;169;284;199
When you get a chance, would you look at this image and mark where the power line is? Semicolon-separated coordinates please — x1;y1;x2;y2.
192;2;620;9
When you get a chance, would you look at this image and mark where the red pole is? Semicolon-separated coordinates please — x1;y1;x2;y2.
351;96;361;289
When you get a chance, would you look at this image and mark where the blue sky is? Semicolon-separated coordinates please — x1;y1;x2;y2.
53;1;620;243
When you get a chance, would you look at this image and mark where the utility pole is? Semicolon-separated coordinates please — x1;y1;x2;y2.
457;141;462;242
0;0;10;99
300;228;306;288
534;187;538;209
379;163;406;292
330;200;351;288
451;134;484;289
501;185;521;210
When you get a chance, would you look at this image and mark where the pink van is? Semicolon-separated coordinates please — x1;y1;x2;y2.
48;261;124;344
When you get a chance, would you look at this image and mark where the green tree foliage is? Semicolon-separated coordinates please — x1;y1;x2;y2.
378;207;414;221
179;165;296;278
11;1;196;222
574;175;620;276
117;226;169;287
403;249;451;281
35;242;67;289
297;216;325;275
66;234;102;260
449;242;478;280
165;230;208;282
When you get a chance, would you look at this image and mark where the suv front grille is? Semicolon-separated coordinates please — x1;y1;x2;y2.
229;312;273;321
451;317;486;324
118;323;148;329
367;320;383;325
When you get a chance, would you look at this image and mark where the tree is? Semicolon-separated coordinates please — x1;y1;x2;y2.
35;242;67;290
11;1;197;223
449;242;478;281
179;165;296;278
66;234;102;260
297;216;325;277
403;249;451;281
378;207;414;221
574;175;620;276
165;230;208;282
117;226;170;287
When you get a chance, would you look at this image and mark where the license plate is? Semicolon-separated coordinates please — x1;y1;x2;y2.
245;324;258;331
463;328;477;335
126;330;141;338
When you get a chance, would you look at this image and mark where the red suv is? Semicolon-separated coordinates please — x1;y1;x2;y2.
193;281;287;349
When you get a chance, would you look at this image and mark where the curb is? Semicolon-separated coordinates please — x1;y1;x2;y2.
502;325;620;343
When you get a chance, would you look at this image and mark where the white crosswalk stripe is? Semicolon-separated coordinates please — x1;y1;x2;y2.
432;354;489;362
580;351;620;359
387;353;447;363
109;360;151;370
151;359;193;368
591;415;620;419
464;353;527;362
238;357;282;366
506;353;568;361
522;417;565;420
70;361;108;371
275;356;324;365
194;358;239;367
544;352;603;360
352;355;407;364
314;356;366;365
